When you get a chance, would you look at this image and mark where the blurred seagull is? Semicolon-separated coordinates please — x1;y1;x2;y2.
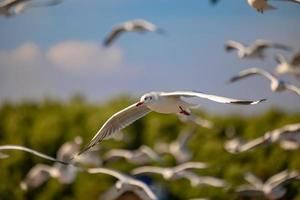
0;0;63;17
154;127;198;163
131;162;208;180
20;137;101;191
225;123;300;153
236;170;300;200
87;167;157;200
0;152;9;159
77;91;265;156
0;145;65;163
275;52;300;79
178;112;214;128
229;68;300;96
103;145;161;165
103;19;165;46
246;0;276;13
179;171;228;188
225;40;291;59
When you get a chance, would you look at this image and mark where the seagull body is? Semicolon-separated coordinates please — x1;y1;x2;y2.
131;162;208;180
103;19;164;46
0;0;63;16
87;167;157;200
229;68;300;96
236;171;300;199
225;123;300;153
103;145;161;165
275;53;300;79
247;0;276;13
225;40;290;59
77;91;265;156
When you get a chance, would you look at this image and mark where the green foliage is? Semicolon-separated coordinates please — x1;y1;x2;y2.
0;96;299;200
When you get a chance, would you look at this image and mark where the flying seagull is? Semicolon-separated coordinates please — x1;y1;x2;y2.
275;52;300;79
178;171;228;188
76;91;265;156
154;127;198;163
103;145;161;165
103;19;165;46
229;68;300;96
225;123;300;153
131;162;208;180
246;0;276;13
0;145;65;164
236;170;300;200
0;0;63;17
87;167;157;200
20;137;101;191
225;39;291;59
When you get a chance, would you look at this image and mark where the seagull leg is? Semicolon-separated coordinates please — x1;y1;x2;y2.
179;106;190;116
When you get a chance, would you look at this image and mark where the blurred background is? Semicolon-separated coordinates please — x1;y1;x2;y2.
0;0;300;199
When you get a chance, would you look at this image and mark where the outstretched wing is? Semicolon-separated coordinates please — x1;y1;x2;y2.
161;91;265;105
77;103;151;156
103;27;125;46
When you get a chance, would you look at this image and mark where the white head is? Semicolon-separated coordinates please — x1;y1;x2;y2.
136;92;158;107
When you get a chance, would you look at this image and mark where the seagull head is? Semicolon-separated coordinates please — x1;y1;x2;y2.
136;92;157;107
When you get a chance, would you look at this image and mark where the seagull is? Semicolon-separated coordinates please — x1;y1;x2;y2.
0;145;65;163
87;167;157;200
246;0;276;13
236;170;300;200
154;127;198;163
131;162;208;180
0;0;63;17
77;91;265;156
225;40;291;59
178;171;228;188
275;53;300;79
229;68;300;96
177;112;214;129
225;123;300;153
20;137;101;190
103;145;161;165
103;19;165;47
0;152;9;159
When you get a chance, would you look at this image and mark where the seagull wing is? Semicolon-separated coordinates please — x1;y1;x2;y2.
229;67;278;84
285;83;300;96
77;103;151;156
253;40;291;52
139;145;160;161
131;166;165;176
236;185;264;197
275;53;286;64
225;40;245;52
103;27;125;46
238;136;269;152
0;145;66;164
161;91;265;105
173;162;208;173
0;0;17;7
291;52;300;66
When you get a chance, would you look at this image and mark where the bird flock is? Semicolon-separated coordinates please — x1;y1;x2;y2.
1;0;300;200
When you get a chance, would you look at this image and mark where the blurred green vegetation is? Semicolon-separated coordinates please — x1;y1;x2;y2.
0;95;300;200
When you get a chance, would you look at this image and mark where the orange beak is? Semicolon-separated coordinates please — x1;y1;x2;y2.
136;102;144;107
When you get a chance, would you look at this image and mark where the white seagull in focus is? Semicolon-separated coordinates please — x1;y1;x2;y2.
0;0;63;17
103;145;161;165
275;52;300;79
229;68;300;96
103;19;165;47
236;170;300;200
87;167;157;200
77;91;265;156
225;123;300;153
131;162;208;180
225;39;291;59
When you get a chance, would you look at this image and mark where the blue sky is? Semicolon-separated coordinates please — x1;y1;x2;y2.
0;0;299;113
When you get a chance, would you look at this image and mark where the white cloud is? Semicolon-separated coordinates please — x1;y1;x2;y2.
46;41;123;73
